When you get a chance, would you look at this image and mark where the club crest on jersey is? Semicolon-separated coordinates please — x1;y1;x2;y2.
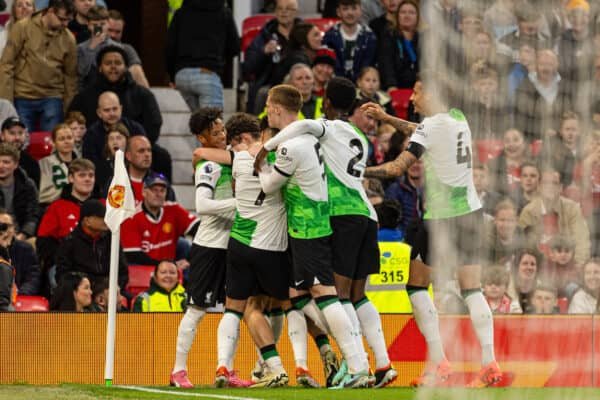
204;164;213;173
414;124;426;137
280;147;287;155
162;222;173;234
107;185;126;208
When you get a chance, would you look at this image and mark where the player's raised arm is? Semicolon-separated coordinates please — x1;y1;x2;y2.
192;147;233;167
363;148;419;179
361;102;418;135
263;119;326;151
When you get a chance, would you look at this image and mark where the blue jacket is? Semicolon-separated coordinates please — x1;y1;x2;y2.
323;23;377;82
384;176;423;233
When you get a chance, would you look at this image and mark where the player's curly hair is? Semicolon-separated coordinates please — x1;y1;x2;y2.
326;77;356;113
189;107;223;136
225;113;261;142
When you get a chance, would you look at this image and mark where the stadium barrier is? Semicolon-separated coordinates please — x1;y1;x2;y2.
1;313;599;387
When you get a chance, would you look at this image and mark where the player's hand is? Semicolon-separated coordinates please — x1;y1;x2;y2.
361;102;388;122
175;259;190;270
254;147;269;173
192;147;205;168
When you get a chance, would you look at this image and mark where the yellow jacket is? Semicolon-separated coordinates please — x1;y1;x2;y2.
133;280;187;312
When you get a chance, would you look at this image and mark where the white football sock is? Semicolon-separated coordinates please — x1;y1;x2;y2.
173;307;205;373
269;311;284;344
319;298;366;375
301;299;331;334
217;311;241;370
409;290;446;364
342;300;369;371
464;291;496;365
355;298;391;369
286;308;308;370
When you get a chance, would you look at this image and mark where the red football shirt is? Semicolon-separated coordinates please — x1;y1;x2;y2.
121;202;199;260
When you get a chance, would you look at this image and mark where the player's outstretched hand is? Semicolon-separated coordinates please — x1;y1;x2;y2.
192;147;204;168
360;102;388;121
254;147;269;173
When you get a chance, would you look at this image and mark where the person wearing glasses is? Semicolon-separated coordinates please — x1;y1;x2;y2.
0;0;77;133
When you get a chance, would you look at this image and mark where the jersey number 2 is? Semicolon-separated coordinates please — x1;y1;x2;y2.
346;139;364;177
456;132;471;167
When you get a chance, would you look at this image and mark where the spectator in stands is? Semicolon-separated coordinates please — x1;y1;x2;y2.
507;42;536;104
513;49;572;141
541;235;579;299
38;123;77;206
36;0;105;10
519;167;590;267
106;10;150;88
485;199;524;266
0;143;39;240
581;130;600;221
37;158;96;286
94;122;128;193
0;209;40;296
65;111;86;156
510;161;540;213
473;162;502;218
377;0;419;90
133;260;187;312
482;265;520;314
568;258;600;313
356;66;395;116
374;199;404;241
67;0;93;44
384;157;424;234
323;0;377;82
487;128;531;195
507;248;543;314
286;63;323;119
311;47;336;97
464;30;510;78
369;0;400;47
0;222;14;311
497;2;549;63
371;122;396;165
0;116;40;187
166;0;240;111
349;97;377;136
483;0;517;39
462;63;510;140
530;282;559;314
76;90;171;182
89;276;125;312
557;0;593;99
270;22;323;85
76;6;143;90
243;0;300;113
539;111;579;188
50;271;93;311
0;0;36;52
120;173;198;267
0;0;77;133
55;198;128;289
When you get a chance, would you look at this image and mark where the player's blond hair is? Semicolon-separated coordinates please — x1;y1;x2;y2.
268;84;303;113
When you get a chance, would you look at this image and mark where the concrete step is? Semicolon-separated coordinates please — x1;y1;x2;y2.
157;134;197;158
172;160;194;185
173;183;195;211
151;87;191;113
160;112;190;136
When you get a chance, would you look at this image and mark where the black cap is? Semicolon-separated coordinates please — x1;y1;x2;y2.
143;172;169;188
80;199;106;221
1;116;26;131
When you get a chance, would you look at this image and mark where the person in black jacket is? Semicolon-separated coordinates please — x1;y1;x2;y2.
0;209;40;295
0;143;39;239
166;0;240;111
0;221;14;311
0;116;40;188
55;199;128;291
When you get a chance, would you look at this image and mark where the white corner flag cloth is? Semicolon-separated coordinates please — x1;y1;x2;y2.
104;149;135;232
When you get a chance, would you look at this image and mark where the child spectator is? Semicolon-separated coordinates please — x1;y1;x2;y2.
473;162;502;218
133;261;187;312
50;271;93;311
530;282;559;314
487;128;530;195
384;157;424;233
482;265;520;314
485;199;523;266
374;199;403;241
371;123;396;165
323;0;377;82
510;161;540;213
89;277;125;312
541;235;579;299
65;111;87;157
95;122;128;192
568;258;600;314
539;111;579;188
38;123;77;206
356;67;395;116
507;248;543;314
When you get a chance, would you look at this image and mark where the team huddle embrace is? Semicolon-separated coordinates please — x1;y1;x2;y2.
169;75;502;390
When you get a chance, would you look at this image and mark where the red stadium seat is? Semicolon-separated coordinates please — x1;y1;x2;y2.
241;14;274;53
126;265;154;296
389;88;413;119
530;139;542;156
304;17;339;33
14;295;49;312
26;131;53;161
0;13;9;26
475;139;504;163
557;297;568;314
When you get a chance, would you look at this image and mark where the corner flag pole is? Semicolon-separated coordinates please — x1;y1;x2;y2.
103;150;135;387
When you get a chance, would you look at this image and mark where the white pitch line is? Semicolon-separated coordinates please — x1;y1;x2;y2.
117;385;263;400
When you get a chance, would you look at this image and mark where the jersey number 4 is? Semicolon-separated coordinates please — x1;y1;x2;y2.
456;131;471;167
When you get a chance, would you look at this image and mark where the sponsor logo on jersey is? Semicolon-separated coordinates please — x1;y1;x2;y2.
143;230;151;238
107;185;126;208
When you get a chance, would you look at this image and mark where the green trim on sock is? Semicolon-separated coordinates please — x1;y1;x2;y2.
270;307;284;316
461;288;482;299
261;349;279;361
406;285;428;296
316;297;339;310
340;298;352;305
293;297;310;310
353;297;369;309
224;309;243;319
314;334;330;348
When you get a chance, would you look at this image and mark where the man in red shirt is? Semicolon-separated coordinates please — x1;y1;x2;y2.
121;172;199;268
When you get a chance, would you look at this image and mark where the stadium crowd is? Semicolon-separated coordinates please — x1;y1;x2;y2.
0;0;598;322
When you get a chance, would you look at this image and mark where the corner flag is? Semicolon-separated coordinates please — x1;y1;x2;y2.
104;149;135;232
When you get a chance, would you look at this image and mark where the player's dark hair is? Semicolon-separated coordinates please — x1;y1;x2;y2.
326;77;357;113
349;96;374;116
375;200;402;229
225;113;261;142
189;107;223;136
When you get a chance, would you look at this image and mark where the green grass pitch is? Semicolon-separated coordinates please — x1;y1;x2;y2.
0;385;597;400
